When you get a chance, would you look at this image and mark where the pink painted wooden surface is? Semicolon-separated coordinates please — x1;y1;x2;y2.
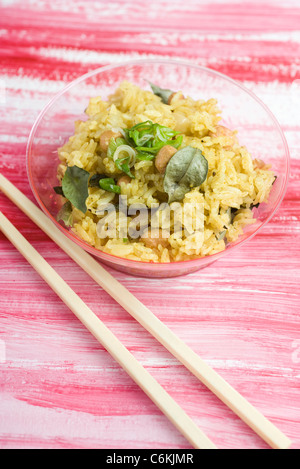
0;0;299;449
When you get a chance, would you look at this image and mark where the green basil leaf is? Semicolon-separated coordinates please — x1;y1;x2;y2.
56;200;73;226
62;165;90;213
148;81;174;104
163;146;208;203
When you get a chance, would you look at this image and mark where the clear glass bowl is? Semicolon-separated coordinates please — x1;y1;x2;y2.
26;59;290;278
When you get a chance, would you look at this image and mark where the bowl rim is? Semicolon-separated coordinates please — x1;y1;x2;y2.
26;58;290;271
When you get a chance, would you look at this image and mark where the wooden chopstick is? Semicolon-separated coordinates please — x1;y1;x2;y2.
0;210;217;450
0;174;291;449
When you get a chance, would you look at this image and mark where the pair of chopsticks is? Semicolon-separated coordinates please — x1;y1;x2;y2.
0;173;291;449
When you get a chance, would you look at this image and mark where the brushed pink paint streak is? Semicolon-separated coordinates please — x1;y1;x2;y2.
0;0;300;450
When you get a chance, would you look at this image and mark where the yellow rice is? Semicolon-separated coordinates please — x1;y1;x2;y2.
57;81;275;263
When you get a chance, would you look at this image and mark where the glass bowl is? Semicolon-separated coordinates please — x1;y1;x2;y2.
26;59;290;278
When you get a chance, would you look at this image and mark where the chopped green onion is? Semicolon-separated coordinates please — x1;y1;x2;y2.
99;178;121;194
152;123;179;141
107;138;117;158
170;134;183;149
113;145;136;166
135;144;164;154
115;157;135;178
108;121;182;175
129;121;153;132
107;137;127;158
148;82;174;104
136;135;183;154
136;151;156;161
125;120;182;154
